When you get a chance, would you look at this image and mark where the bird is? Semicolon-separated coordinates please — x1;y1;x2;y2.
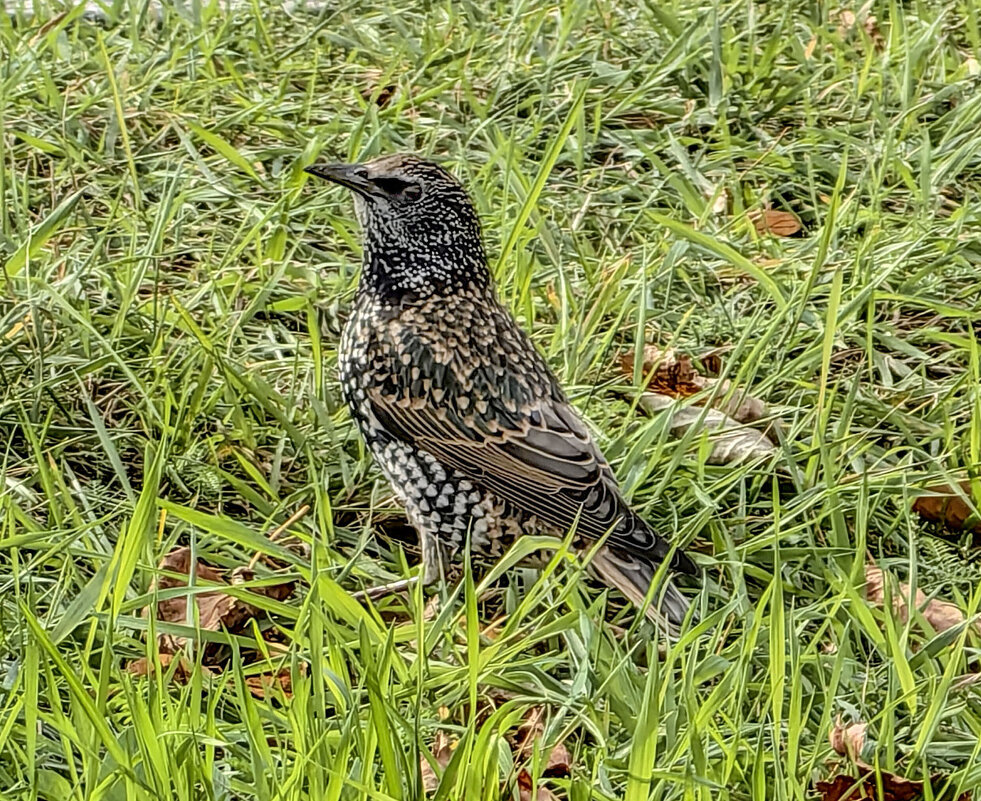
304;153;698;633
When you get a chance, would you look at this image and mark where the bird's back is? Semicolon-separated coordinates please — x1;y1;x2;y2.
340;285;556;445
341;285;686;566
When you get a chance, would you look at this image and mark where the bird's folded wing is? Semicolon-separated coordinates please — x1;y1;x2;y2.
366;386;674;561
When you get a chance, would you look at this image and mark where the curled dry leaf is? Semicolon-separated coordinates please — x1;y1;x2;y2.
829;715;867;760
149;547;295;657
517;769;561;801
865;566;979;636
864;15;885;50
512;707;572;778
816;762;970;801
640;393;776;466
912;482;981;535
360;69;396;107
620;345;767;424
749;208;802;237
834;7;884;51
835;9;857;34
420;731;454;794
126;653;215;683
244;666;303;701
619;347;703;398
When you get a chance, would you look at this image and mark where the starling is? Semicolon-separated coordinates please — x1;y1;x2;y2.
305;154;697;633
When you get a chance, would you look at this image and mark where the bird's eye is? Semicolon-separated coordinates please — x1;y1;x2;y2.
375;177;422;201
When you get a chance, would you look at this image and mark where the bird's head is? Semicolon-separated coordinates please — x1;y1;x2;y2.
305;154;489;298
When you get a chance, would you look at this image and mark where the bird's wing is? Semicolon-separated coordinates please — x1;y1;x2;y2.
366;378;683;568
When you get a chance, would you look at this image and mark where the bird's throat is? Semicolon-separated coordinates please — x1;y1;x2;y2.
359;240;493;302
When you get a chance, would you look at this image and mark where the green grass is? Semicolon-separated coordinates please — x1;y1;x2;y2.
3;0;981;798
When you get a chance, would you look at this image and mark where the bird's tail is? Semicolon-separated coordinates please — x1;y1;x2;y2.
588;545;692;637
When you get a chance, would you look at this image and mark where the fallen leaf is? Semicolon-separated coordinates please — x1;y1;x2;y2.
421;731;454;794
512;707;572;778
244;667;298;700
863;15;885;51
360;69;396;107
834;7;884;51
517;769;560;801
815;770;916;801
230;565;297;601
816;761;970;801
865;566;978;636
620;347;703;398
836;9;857;33
125;653;215;683
749;208;802;237
829;715;867;761
150;547;295;656
912;482;981;535
620;345;767;424
639;393;776;466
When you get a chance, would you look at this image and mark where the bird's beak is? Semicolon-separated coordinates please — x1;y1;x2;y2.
304;163;374;196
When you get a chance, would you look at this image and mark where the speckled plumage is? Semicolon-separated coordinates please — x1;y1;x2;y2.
306;154;697;632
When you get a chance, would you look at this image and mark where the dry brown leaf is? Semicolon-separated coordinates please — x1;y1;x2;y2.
125;653;214;683
749;208;802;237
517;769;560;801
836;9;857;31
150;547;295;656
619;347;703;398
912;482;981;535
420;731;454;794
231;565;298;602
512;707;572;778
815;770;919;801
834;7;884;51
864;15;885;50
360;69;396;107
865;566;978;636
816;761;970;801
619;345;767;424
639;393;776;466
829;716;867;760
244;667;298;700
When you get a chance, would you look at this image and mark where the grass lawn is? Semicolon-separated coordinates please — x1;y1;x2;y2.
3;0;981;798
